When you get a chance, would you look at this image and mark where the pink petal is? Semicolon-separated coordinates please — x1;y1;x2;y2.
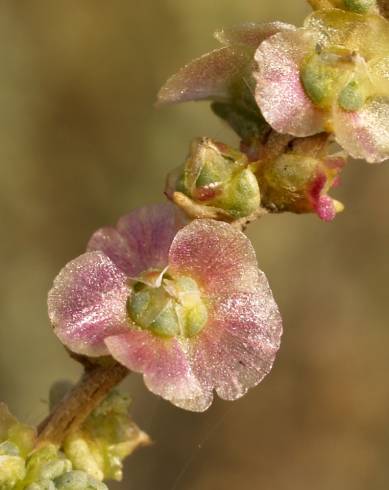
254;29;326;136
333;98;389;163
48;252;129;357
191;290;282;401
168;219;261;295
157;46;252;106
88;203;187;277
215;21;296;47
105;331;211;411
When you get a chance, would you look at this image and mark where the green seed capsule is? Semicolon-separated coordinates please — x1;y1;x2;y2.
338;80;366;112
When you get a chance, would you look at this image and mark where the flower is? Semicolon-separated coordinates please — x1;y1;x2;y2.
256;134;346;221
166;138;261;220
48;203;282;412
254;9;389;162
157;22;295;143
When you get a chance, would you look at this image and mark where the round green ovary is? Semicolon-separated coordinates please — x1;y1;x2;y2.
338;80;366;111
128;274;208;339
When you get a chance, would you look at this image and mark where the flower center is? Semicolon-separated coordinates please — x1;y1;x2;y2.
127;270;208;339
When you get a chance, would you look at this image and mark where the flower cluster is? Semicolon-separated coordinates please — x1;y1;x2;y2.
158;1;388;222
0;388;147;489
0;403;107;489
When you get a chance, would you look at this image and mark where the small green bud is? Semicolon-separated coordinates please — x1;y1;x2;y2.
0;454;26;487
167;138;261;220
24;445;72;485
54;470;107;490
63;435;103;482
25;479;56;490
338;80;366;111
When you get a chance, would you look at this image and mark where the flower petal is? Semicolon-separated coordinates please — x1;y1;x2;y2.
48;252;129;357
333;97;389;162
157;46;252;106
215;21;296;48
168;219;261;295
304;10;389;59
254;29;326;136
105;332;211;411
88;203;187;277
191;290;282;401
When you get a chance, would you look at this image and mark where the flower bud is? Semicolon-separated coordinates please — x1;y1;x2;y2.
64;390;150;482
257;135;346;221
0;454;26;488
23;445;72;485
54;470;107;490
166;138;261;220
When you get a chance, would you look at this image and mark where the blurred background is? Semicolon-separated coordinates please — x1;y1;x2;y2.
0;1;388;489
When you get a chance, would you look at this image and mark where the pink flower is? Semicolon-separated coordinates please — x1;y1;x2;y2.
254;10;389;162
48;203;282;411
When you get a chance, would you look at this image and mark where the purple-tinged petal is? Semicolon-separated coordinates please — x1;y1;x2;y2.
254;29;327;136
168;219;261;295
88;203;187;277
214;21;296;48
48;252;129;357
87;227;134;275
191;290;282;401
105;332;211;411
333;98;389;162
157;47;252;106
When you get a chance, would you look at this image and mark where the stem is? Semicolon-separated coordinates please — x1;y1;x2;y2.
36;361;129;447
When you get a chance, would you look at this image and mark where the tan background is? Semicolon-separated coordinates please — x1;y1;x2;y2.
1;1;388;489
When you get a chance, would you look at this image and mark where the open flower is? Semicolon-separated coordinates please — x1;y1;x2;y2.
48;203;282;412
254;9;389;162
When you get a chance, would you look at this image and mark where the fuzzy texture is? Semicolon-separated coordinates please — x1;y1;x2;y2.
254;10;389;162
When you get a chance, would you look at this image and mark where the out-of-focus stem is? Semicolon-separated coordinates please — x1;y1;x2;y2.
36;361;128;447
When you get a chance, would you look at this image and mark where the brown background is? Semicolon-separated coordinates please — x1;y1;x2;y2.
1;1;388;489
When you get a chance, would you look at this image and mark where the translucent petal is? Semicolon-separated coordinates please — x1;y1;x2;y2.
333;97;389;162
215;21;296;47
368;56;389;94
304;10;389;60
254;29;326;136
157;46;252;106
168;219;261;295
48;252;129;357
105;332;212;411
88;203;187;277
191;290;282;401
